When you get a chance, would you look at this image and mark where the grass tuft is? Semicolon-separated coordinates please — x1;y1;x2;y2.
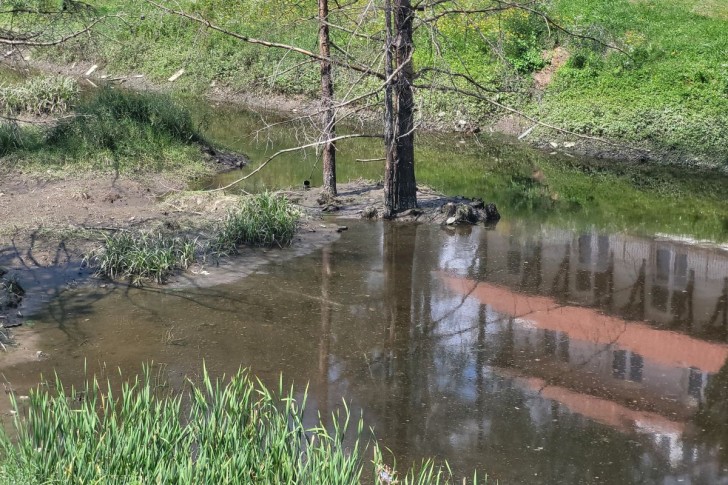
85;232;197;285
0;75;78;116
213;192;300;253
0;366;486;484
2;87;212;176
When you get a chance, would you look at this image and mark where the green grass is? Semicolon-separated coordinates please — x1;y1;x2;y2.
42;0;726;169
85;232;197;285
1;86;212;177
539;0;728;165
213;192;300;253
0;75;78;116
0;366;484;484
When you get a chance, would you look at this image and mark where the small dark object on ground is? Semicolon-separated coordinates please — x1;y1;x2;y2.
203;145;249;169
322;204;340;212
303;180;311;190
336;226;348;233
361;206;378;219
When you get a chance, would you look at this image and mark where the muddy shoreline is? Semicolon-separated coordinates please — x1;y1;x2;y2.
0;169;487;346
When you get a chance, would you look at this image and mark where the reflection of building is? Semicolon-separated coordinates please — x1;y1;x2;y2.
469;225;728;336
430;224;728;478
443;275;727;410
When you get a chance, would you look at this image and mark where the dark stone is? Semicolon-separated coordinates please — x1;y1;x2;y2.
484;203;501;223
469;198;485;209
322;204;340;213
441;202;457;217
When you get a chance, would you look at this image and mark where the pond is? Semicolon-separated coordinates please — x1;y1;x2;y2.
4;99;728;484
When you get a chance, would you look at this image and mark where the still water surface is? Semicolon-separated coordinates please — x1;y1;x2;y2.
8;219;728;484
4;98;728;483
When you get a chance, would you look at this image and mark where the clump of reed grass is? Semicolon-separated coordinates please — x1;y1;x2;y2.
0;366;483;484
213;192;300;253
85;232;197;285
46;86;205;158
1;87;212;175
0;75;78;116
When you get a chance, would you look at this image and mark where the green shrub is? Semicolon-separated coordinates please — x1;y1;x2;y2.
85;232;197;285
213;192;300;253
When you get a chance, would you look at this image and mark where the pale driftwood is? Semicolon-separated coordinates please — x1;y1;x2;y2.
168;69;185;82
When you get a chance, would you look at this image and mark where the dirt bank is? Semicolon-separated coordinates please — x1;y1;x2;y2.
0;171;342;334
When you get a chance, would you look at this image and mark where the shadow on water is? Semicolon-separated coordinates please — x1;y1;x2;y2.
4;220;728;484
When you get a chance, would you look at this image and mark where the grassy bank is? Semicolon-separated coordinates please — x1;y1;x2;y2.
28;0;728;169
0;366;480;484
0;84;212;178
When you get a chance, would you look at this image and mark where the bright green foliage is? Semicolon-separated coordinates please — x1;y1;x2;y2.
0;75;78;116
86;232;197;284
52;0;728;168
0;366;486;484
0;87;211;176
214;192;300;253
541;0;728;163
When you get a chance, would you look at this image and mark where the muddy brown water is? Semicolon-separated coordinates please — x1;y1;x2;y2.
2;91;728;482
3;220;728;484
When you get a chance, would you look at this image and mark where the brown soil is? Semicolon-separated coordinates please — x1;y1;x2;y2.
0;171;342;331
534;47;570;90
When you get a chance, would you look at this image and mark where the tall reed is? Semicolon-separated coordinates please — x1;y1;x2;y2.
0;366;484;484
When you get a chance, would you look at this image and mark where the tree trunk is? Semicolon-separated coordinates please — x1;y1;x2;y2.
384;0;417;216
319;0;337;196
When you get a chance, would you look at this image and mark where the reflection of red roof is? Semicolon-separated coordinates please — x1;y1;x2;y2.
494;367;685;435
442;274;728;373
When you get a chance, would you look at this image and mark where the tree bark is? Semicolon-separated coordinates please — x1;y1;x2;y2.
384;0;417;216
319;0;337;196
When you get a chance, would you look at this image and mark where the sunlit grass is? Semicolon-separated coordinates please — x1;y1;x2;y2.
0;366;485;484
85;232;197;285
213;192;300;253
0;75;78;116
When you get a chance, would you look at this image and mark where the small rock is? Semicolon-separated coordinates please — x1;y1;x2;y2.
549;142;559;148
336;226;349;233
322;204;340;212
484;203;501;223
470;199;485;209
446;216;458;225
361;206;378;219
36;351;48;360
564;141;576;148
